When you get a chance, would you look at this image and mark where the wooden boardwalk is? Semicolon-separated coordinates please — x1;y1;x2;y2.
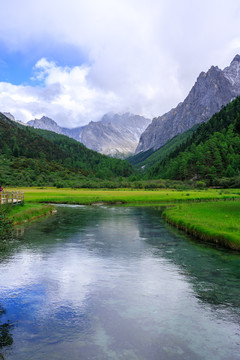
0;190;24;205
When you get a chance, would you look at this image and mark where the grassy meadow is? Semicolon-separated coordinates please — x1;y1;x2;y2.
7;187;240;205
163;201;240;250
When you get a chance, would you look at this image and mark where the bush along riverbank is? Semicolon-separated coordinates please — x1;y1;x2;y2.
0;207;13;244
162;200;240;251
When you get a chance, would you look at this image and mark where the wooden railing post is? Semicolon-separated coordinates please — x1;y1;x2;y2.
0;190;24;205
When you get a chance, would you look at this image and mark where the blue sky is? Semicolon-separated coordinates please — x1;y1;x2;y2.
0;40;87;84
0;45;32;84
0;0;240;127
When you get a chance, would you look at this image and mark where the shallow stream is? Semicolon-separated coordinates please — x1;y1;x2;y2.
0;205;240;359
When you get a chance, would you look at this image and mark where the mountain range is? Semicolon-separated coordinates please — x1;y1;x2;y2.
135;55;240;153
27;113;150;158
3;55;240;165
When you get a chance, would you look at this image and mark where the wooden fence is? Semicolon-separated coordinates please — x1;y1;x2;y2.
0;190;24;205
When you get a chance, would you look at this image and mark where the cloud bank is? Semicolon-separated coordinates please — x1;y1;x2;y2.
0;0;240;126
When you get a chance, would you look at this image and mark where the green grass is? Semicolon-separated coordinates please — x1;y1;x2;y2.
7;203;56;225
163;201;240;250
6;187;240;205
5;187;240;251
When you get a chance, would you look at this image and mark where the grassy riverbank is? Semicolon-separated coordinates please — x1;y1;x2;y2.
163;201;240;250
7;187;240;205
4;187;240;251
7;203;56;225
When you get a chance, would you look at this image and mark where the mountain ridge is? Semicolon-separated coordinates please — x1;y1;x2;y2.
136;55;240;154
27;113;151;158
147;96;240;183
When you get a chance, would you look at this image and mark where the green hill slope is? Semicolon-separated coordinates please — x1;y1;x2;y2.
127;124;199;170
148;97;240;184
0;113;133;186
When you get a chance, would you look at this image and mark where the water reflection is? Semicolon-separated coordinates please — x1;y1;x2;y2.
0;305;14;360
0;205;239;360
138;207;240;309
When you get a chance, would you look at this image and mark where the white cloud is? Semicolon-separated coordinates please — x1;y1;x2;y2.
0;0;240;126
0;60;121;126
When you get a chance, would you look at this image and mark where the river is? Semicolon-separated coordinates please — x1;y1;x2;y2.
0;205;240;359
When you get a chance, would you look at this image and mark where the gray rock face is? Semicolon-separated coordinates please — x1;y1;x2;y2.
223;54;240;95
73;113;151;157
27;116;64;134
3;112;15;121
28;113;150;157
3;112;28;126
136;55;240;153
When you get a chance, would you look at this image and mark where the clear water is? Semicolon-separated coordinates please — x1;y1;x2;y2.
0;205;240;360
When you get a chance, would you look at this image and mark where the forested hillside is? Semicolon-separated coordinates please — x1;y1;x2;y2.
127;124;199;170
0;113;133;186
148;97;240;184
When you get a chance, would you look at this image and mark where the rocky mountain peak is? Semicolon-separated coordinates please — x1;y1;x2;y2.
27;116;64;134
3;112;15;121
27;113;151;158
231;54;240;64
223;54;240;93
40;116;57;125
2;112;28;126
209;65;220;73
136;56;240;154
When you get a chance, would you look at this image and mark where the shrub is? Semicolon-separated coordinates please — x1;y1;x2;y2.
0;207;13;242
195;181;206;188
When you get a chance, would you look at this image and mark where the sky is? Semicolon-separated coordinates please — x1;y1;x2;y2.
0;0;240;127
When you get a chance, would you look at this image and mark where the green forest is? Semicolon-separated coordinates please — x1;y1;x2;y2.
128;124;199;170
146;97;240;185
0;113;133;187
